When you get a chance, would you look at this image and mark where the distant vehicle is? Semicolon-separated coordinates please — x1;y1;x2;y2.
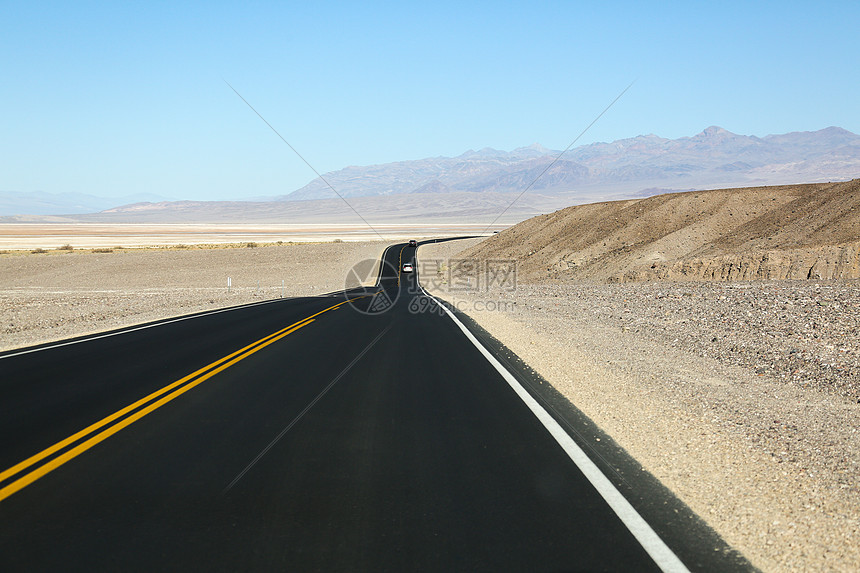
402;262;414;273
408;239;417;247
493;231;500;234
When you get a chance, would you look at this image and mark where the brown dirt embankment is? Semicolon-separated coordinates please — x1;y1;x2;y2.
461;179;860;282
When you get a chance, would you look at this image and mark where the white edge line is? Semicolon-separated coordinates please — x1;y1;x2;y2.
0;298;284;360
419;286;691;573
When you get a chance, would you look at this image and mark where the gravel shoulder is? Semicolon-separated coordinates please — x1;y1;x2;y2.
1;242;388;351
419;239;860;572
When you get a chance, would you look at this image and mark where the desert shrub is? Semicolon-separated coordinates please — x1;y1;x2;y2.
57;244;74;251
245;242;257;248
332;238;344;243
31;248;47;254
92;248;114;253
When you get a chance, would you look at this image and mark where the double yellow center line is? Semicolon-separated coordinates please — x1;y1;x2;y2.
0;297;361;503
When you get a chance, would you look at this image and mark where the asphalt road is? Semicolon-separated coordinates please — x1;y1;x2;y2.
0;241;744;571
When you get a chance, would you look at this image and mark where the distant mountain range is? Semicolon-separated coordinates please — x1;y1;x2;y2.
282;126;860;201
2;126;858;220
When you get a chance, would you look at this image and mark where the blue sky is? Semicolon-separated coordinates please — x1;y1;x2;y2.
2;1;858;201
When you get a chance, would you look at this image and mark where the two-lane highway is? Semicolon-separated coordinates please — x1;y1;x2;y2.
0;242;743;571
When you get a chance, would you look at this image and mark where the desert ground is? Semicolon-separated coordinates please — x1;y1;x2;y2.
0;241;388;350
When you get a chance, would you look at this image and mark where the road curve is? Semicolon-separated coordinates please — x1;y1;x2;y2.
0;240;749;571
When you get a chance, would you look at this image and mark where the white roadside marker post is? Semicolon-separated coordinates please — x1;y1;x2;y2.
228;277;232;293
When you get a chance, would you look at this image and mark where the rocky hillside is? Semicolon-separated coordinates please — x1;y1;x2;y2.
460;179;860;282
